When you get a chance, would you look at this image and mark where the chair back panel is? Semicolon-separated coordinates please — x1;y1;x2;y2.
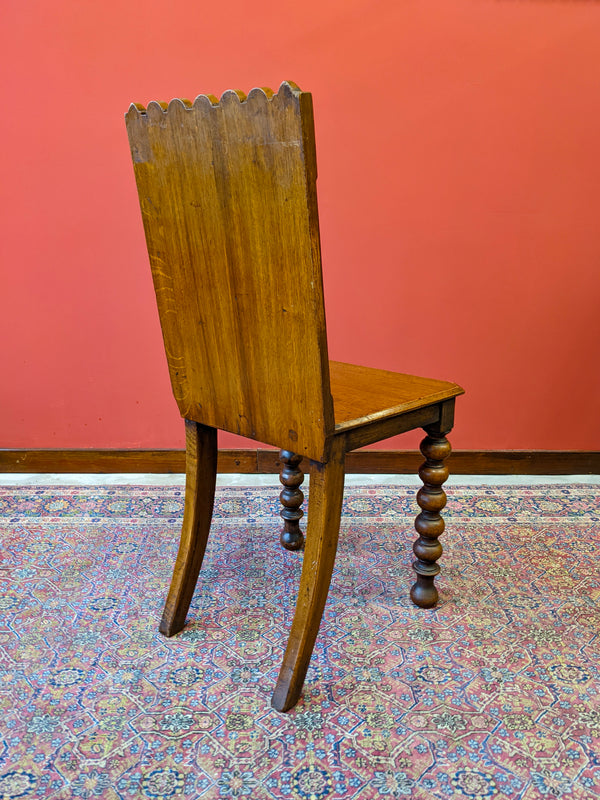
126;83;334;460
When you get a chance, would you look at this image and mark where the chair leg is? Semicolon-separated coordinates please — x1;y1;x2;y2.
279;450;305;551
410;423;452;609
272;439;345;712
159;419;218;637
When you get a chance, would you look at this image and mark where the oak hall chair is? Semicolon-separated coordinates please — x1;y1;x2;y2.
125;82;464;712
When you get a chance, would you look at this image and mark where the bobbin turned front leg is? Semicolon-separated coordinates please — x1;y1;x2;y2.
279;451;305;551
410;425;452;609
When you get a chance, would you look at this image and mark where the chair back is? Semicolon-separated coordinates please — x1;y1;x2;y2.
126;82;334;461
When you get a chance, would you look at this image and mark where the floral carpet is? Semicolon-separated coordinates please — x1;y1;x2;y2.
1;483;600;800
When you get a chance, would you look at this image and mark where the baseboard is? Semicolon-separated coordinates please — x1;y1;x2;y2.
1;449;598;474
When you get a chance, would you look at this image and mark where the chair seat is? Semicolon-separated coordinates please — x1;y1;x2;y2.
330;361;464;433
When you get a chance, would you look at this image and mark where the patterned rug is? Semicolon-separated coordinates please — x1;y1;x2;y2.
1;483;600;800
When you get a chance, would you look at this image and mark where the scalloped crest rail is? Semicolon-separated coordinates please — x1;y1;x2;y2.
126;81;302;117
124;80;464;710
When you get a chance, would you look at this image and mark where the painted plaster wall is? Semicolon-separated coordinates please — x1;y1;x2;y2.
2;0;599;450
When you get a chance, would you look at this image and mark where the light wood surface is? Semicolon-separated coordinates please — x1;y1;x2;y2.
126;83;334;463
330;361;463;433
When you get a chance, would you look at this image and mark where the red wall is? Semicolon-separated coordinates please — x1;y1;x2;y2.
2;0;599;452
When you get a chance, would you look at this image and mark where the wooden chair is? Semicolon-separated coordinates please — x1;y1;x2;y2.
125;82;464;712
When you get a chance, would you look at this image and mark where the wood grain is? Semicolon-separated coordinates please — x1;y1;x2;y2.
1;449;598;474
330;361;462;432
159;421;217;637
126;83;334;462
